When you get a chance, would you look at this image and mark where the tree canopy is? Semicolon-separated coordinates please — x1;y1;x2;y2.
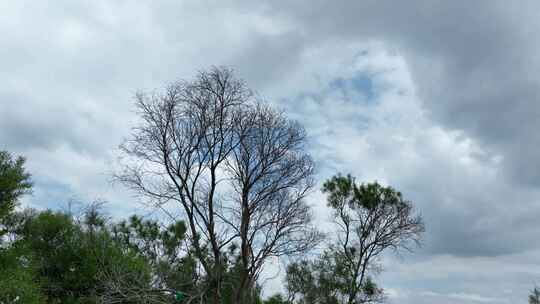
117;67;321;303
0;69;433;304
0;151;32;236
282;175;424;304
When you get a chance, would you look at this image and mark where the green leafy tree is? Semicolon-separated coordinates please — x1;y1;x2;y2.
285;254;358;304
264;294;289;304
0;151;32;237
110;215;267;304
0;245;43;304
19;210;92;302
5;208;152;304
112;215;198;298
285;175;424;304
0;151;41;303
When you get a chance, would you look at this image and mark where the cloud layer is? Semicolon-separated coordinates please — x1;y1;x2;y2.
1;1;539;303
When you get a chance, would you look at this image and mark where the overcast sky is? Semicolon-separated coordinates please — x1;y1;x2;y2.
2;1;540;303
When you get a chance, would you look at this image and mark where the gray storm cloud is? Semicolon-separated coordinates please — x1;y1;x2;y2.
1;1;539;303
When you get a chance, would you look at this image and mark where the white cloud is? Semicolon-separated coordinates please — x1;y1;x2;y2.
2;2;540;303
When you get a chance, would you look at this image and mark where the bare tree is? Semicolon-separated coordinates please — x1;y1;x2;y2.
226;104;321;302
117;67;319;303
98;261;205;304
98;264;170;304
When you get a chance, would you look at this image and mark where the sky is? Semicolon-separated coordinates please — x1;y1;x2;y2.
1;1;540;303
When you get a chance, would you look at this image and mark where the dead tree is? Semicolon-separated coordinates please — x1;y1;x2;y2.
117;67;320;303
226;104;321;302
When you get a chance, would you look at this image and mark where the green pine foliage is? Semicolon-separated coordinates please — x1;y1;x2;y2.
0;151;429;304
0;151;32;238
